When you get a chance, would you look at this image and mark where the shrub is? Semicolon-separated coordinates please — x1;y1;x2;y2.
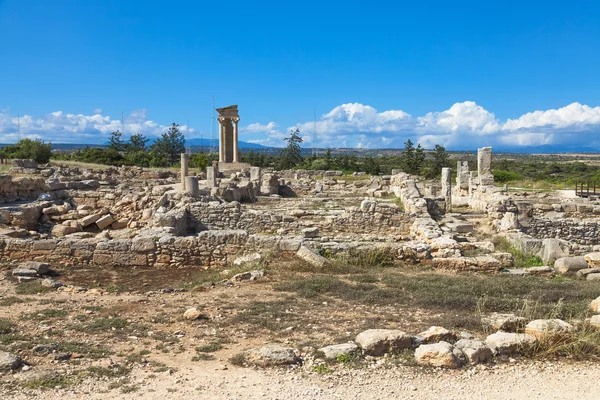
0;138;52;163
493;169;522;183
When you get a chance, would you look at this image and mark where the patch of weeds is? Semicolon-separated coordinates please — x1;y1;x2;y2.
87;365;131;378
493;237;545;268
149;361;171;372
196;343;223;353
348;274;379;283
15;281;52;295
388;349;417;366
120;384;139;394
22;375;77;389
82;305;104;312
192;353;215;361
312;364;333;374
0;296;31;307
528;325;600;360
150;330;179;343
140;349;151;356
0;318;15;334
82;317;129;332
229;352;246;367
21;309;68;321
56;341;113;359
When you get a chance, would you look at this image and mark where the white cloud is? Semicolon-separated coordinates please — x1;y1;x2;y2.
502;102;600;131
417;101;501;135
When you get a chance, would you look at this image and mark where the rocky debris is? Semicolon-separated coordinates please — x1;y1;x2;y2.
245;345;298;367
296;245;328;268
96;214;115;230
230;269;264;282
12;261;51;279
453;339;493;364
525;319;573;338
584;252;600;268
590;315;600;328
415;341;462;369
183;307;202;321
302;227;319;239
317;343;359;360
554;256;589;274
576;267;600;279
415;326;457;344
233;253;262;267
32;344;57;354
355;329;413;356
591;296;600;313
482;313;527;332
539;238;569;264
485;332;537;355
0;351;22;371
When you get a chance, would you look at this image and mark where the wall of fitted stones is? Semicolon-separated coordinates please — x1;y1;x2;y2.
523;218;600;245
0;175;47;203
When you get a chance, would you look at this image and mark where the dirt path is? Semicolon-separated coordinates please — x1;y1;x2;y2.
5;360;599;400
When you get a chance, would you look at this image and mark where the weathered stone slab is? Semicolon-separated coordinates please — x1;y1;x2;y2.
355;329;413;356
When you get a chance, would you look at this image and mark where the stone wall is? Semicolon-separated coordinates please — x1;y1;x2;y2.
0;175;47;203
523;217;600;245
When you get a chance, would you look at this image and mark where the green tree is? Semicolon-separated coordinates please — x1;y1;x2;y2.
431;144;449;176
152;123;185;166
125;133;149;153
0;139;52;163
108;130;125;152
190;152;209;170
401;139;415;174
324;148;333;170
280;128;303;169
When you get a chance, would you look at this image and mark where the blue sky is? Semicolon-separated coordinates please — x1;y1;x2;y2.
1;0;600;149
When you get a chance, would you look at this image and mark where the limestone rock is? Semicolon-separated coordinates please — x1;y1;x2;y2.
52;224;80;237
233;253;262;267
591;296;600;313
245;345;298;367
590;315;600;328
481;313;527;332
302;227;319;239
554;257;588;275
355;329;413;356
416;326;457;344
317;343;359;360
485;332;537;355
230;270;264;282
584;252;600;268
525;319;573;338
96;215;115;230
19;261;50;275
415;341;462;369
296;245;328;268
587;273;600;281
453;339;492;364
0;351;22;371
538;238;568;265
576;267;600;279
183;307;202;321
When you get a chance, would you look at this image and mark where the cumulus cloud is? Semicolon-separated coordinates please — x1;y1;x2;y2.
0;109;193;144
3;101;600;149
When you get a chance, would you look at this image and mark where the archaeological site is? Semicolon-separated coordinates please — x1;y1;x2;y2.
0;108;598;400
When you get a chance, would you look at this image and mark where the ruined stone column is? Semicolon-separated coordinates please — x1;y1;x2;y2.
456;161;469;191
469;171;478;196
233;118;239;163
442;167;452;211
218;118;225;163
184;176;199;196
477;147;494;186
180;153;189;190
206;166;217;188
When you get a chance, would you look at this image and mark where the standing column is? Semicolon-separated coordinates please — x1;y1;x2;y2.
442;167;452;212
180;153;189;190
233;118;239;163
218;119;224;162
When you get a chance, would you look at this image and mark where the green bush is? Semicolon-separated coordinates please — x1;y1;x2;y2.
493;169;522;183
0;139;52;163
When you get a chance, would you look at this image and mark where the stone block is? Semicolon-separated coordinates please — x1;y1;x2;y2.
96;215;114;230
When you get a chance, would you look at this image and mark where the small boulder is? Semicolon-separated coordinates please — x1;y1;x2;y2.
485;332;537;355
591;296;600;313
590;315;600;328
415;341;462;369
230;270;264;282
245;345;298;367
481;313;527;332
453;339;493;364
525;319;573;338
584;252;600;268
12;268;39;278
302;227;319;239
233;253;262;267
296;245;328;268
183;307;202;321
355;329;413;356
416;326;457;344
20;261;50;275
0;351;22;371
96;215;115;230
317;343;359;360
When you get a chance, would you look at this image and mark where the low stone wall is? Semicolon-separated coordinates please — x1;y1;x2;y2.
524;217;600;245
0;175;47;203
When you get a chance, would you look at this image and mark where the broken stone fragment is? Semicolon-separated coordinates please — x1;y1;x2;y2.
415;341;462;369
485;332;537;355
296;245;328;268
415;326;457;344
453;339;493;364
183;307;202;321
245;345;298;367
95;214;115;230
525;319;573;338
317;343;359;360
355;329;413;356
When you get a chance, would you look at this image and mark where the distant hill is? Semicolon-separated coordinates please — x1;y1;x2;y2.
186;138;271;149
492;144;600;154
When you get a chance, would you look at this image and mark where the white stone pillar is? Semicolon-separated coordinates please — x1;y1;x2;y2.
184;176;199;196
218;119;224;162
233;118;239;163
206;166;217;188
477;147;494;186
442;167;452;212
